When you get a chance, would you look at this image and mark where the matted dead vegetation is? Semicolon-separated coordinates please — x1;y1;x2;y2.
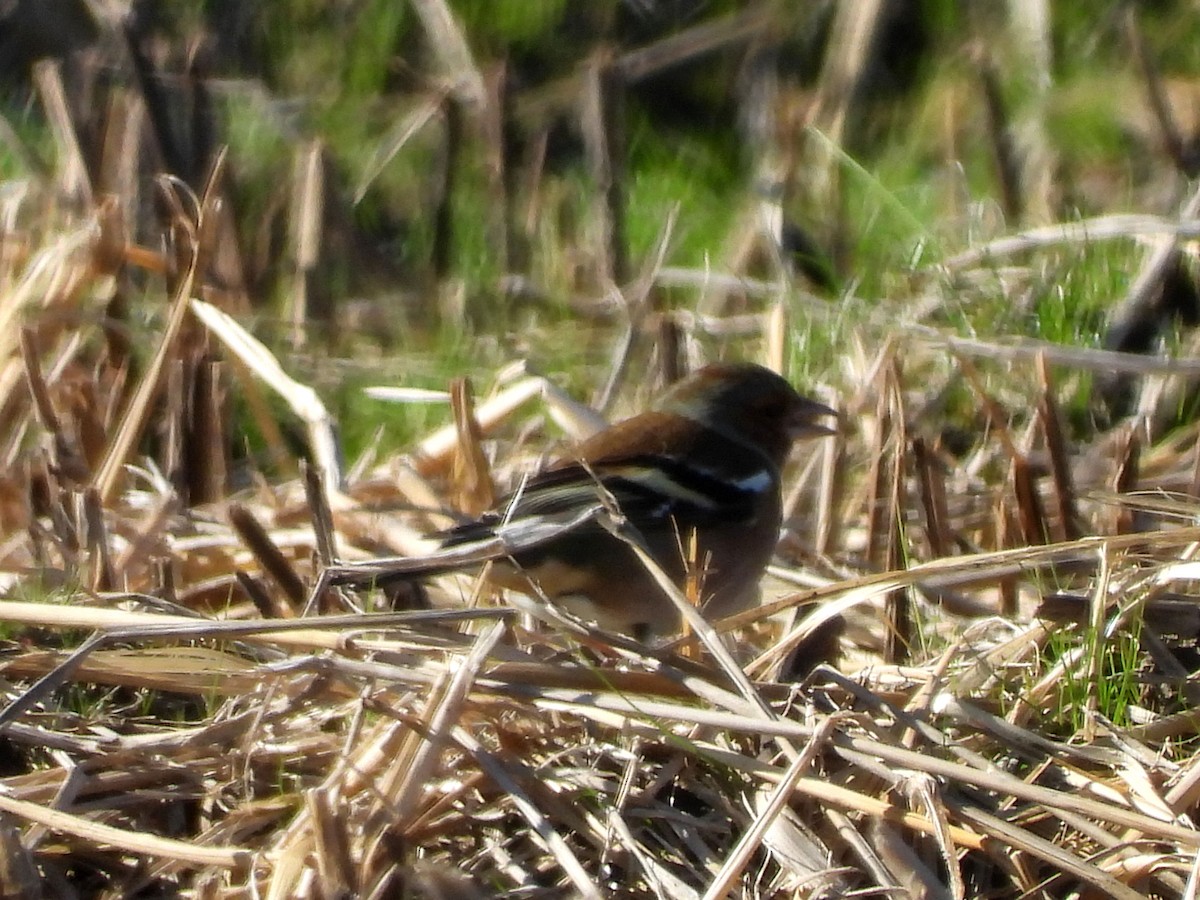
6;3;1200;899
1;172;1200;898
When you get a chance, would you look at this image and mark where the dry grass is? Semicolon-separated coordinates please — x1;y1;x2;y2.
6;4;1200;898
2;175;1200;898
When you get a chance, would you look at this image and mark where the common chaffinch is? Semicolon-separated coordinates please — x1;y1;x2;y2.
431;362;836;640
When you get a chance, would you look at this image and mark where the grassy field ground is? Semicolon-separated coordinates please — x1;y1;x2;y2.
5;2;1200;897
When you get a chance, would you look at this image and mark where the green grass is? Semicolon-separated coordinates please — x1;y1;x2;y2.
1032;240;1133;344
1043;617;1144;735
624;109;744;267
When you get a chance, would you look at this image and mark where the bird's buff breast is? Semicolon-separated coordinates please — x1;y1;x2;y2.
482;513;779;637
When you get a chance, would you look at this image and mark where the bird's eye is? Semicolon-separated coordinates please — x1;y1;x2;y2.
756;393;787;416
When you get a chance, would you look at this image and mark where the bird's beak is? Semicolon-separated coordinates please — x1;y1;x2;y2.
788;398;839;438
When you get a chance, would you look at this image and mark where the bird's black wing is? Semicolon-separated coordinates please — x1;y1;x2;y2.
441;454;771;546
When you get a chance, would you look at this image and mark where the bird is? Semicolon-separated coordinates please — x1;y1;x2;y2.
427;362;837;641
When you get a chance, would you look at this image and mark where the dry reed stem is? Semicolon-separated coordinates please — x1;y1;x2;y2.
7;123;1200;897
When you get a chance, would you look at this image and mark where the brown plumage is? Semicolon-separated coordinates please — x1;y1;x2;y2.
439;363;835;639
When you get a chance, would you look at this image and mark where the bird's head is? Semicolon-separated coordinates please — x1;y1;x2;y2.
654;363;836;467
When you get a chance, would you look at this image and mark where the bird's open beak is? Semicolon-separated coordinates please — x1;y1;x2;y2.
788;398;839;438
